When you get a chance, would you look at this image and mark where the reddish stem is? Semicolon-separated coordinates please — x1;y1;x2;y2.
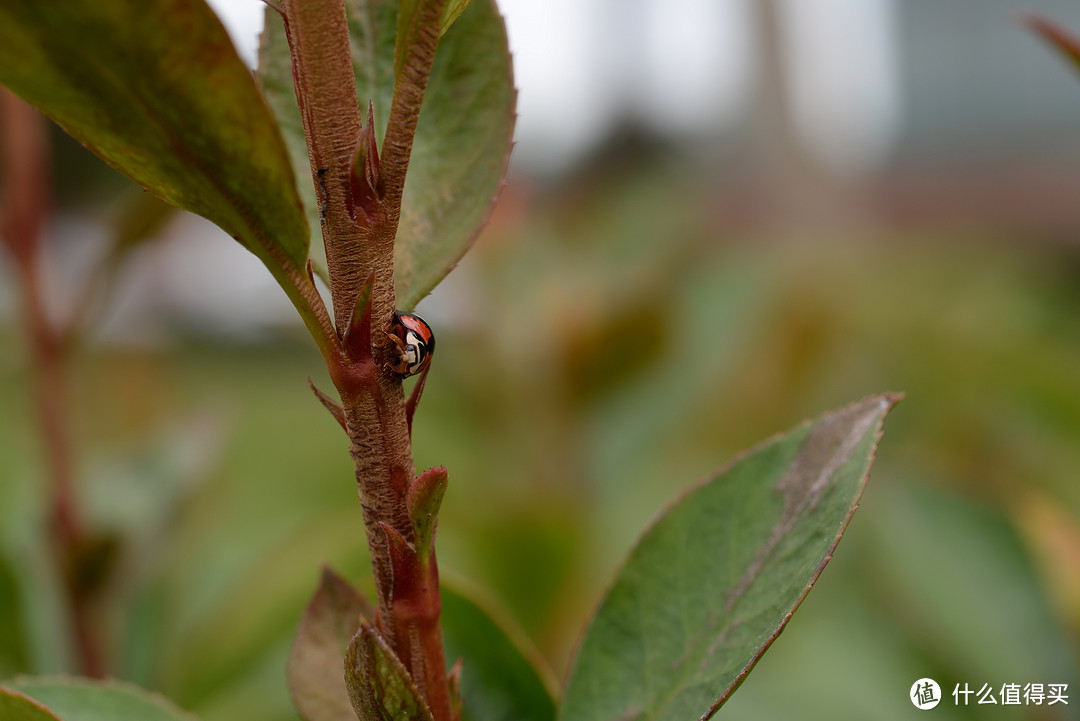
379;0;449;214
382;524;452;721
278;0;453;715
0;90;103;677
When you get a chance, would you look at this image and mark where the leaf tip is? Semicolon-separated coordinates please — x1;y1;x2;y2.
447;657;464;721
405;364;431;433
408;465;449;561
342;270;377;359
308;377;347;430
350;101;381;223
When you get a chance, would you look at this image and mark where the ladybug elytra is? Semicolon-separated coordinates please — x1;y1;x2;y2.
387;311;435;377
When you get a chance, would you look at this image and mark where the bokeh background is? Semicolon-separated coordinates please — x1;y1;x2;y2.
3;0;1080;718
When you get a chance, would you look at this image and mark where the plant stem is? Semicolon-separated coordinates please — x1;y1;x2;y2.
0;90;103;677
383;523;452;720
378;0;446;211
280;0;404;629
279;1;452;714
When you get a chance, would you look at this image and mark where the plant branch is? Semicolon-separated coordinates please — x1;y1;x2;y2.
279;1;453;714
0;90;103;678
279;0;370;330
280;0;400;628
382;522;452;721
380;0;449;215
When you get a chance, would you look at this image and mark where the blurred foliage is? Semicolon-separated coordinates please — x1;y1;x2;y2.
2;119;1080;720
4;677;199;721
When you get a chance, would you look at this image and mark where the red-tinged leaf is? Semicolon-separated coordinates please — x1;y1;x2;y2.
351;102;381;223
0;0;336;353
343;271;376;361
447;658;463;721
345;625;434;721
308;379;348;431
289;568;376;721
559;395;899;721
405;365;430;434
381;523;422;601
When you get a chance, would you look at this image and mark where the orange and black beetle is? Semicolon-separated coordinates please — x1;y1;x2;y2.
388;311;435;377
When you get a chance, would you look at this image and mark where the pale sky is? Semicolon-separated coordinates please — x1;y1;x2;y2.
205;0;901;175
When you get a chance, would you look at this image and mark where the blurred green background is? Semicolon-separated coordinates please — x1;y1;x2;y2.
5;0;1080;719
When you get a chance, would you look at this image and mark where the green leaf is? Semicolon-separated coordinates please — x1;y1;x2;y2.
0;554;28;675
408;467;449;566
559;395;898;721
3;677;198;721
345;626;434;721
0;687;62;721
259;0;515;311
0;0;322;333
440;579;556;721
288;568;375;721
439;0;474;37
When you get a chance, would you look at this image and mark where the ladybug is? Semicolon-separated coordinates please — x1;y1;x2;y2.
387;311;435;377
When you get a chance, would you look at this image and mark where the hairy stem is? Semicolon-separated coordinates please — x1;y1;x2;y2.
335;357;416;646
384;523;452;721
280;0;398;613
280;1;452;711
379;0;448;213
0;90;102;677
280;0;371;325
